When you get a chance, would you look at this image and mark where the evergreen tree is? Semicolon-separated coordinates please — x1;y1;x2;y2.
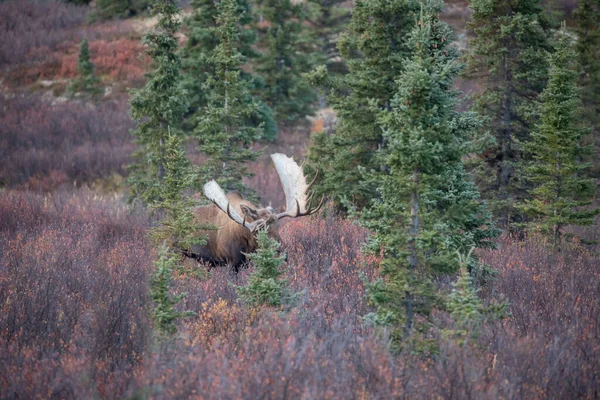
519;28;598;242
95;0;150;20
147;134;205;252
237;229;295;308
443;250;508;343
150;244;195;338
65;0;92;5
305;0;350;75
180;0;276;140
129;0;188;206
574;0;600;173
254;0;318;126
193;0;262;195
305;0;420;212
67;39;102;98
362;0;495;346
465;0;554;227
128;1;201;339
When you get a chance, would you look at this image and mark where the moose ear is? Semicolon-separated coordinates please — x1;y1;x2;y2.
240;205;259;220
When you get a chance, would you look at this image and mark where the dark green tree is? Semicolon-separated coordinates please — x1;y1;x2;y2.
192;0;263;195
237;229;295;308
519;28;598;243
128;0;188;206
67;39;102;98
305;0;350;75
65;0;92;5
465;0;554;227
362;0;495;347
574;0;600;173
180;0;276;140
128;1;201;339
95;0;150;20
254;0;318;127
305;0;420;212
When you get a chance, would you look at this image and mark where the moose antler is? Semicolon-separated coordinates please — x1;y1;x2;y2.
203;180;265;232
271;153;324;220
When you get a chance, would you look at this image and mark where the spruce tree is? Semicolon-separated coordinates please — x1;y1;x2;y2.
254;0;318;127
305;0;350;75
180;0;276;140
128;0;199;339
305;0;420;212
237;229;295;308
150;244;195;338
68;39;102;98
574;0;600;173
193;0;262;195
95;0;150;20
129;0;188;206
519;28;598;242
362;0;495;346
465;0;554;227
443;250;508;343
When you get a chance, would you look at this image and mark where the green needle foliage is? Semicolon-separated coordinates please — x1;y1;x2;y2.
362;0;495;348
193;0;263;195
128;0;199;339
305;0;420;212
150;244;195;339
95;0;150;20
443;250;508;344
519;28;598;243
237;229;295;308
254;0;318;127
180;0;276;140
305;0;350;75
67;39;102;98
147;134;206;252
465;0;553;228
129;0;189;206
574;0;600;173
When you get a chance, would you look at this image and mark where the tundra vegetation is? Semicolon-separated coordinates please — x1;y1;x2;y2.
0;0;599;398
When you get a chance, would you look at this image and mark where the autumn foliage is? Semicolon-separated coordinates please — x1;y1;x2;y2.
1;190;598;398
0;94;133;190
1;0;599;398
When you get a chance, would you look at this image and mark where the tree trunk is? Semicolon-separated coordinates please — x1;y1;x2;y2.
405;169;419;337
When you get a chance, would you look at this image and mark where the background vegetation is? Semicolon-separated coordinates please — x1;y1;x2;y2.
1;0;598;398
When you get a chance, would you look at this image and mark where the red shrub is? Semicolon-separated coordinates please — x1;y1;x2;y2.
59;38;147;85
0;187;598;398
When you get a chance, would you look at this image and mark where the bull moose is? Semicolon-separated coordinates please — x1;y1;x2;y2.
184;153;323;270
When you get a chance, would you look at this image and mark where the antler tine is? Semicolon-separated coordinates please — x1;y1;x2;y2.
309;194;325;215
307;169;319;189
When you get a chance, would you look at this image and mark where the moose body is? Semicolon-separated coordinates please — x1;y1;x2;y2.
184;153;323;270
186;192;282;269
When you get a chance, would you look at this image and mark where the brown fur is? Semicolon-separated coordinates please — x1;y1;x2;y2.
186;192;282;270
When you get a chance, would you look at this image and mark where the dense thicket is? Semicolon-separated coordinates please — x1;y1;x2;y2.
306;0;420;211
254;0;318;127
465;0;553;227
